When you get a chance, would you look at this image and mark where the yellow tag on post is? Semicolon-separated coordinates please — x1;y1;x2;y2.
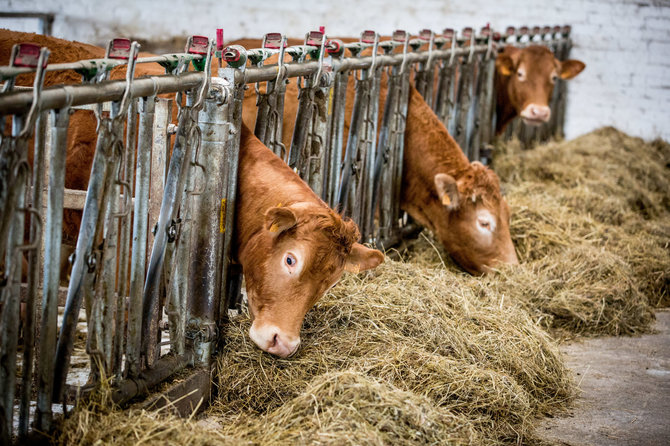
220;199;227;233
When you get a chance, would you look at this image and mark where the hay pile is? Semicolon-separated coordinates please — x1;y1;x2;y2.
55;127;667;444
494;127;670;309
58;258;573;445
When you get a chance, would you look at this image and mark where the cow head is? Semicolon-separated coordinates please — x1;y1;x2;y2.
432;162;518;274
241;203;384;357
496;45;585;126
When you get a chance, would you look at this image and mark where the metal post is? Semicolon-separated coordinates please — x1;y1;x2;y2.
126;95;155;378
184;80;232;366
168;92;197;358
18;110;47;437
325;69;349;208
218;67;243;325
35;106;70;432
113;98;138;378
0;116;27;443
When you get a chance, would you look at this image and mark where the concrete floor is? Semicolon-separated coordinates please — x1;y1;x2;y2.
538;310;670;446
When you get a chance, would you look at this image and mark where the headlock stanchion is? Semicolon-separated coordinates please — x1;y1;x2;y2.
0;23;575;442
0;43;49;443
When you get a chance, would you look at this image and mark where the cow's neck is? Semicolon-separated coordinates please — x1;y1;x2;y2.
234;125;323;257
494;76;516;134
400;87;471;235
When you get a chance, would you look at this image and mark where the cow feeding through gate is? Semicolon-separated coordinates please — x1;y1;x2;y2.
233;36;519;274
0;30;384;359
236;125;383;357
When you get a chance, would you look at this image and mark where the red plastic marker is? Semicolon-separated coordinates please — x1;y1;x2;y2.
216;29;224;51
13;43;44;67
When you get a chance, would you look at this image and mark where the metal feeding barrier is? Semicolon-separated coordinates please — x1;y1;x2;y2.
0;24;573;442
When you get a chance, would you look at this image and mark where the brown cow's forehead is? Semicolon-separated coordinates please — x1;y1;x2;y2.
520;46;558;74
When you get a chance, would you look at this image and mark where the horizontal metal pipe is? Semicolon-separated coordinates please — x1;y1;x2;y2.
237;46;487;84
1;47;490;116
0;53;204;80
112;354;192;405
0;71;204;116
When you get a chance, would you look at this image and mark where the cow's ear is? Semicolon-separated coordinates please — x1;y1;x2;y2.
344;243;384;273
265;206;297;235
559;59;585;79
496;47;520;76
434;173;460;210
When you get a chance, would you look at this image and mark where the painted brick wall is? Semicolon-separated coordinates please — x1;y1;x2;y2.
1;0;669;141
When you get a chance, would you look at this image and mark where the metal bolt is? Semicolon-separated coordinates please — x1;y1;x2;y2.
86;253;97;273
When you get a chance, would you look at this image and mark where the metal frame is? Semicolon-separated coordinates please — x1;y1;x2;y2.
0;24;573;442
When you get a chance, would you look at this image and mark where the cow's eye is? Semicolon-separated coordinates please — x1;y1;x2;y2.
551;74;558;83
285;253;297;268
517;68;526;80
477;216;495;233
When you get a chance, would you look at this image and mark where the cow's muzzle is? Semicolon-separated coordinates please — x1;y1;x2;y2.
520;104;551;125
249;323;301;358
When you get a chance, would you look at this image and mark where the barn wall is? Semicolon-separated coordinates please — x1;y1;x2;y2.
1;0;669;142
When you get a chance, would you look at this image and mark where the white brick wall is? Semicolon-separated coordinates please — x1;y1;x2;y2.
1;0;669;141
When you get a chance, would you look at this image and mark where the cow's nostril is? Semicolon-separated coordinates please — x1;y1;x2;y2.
270;333;278;348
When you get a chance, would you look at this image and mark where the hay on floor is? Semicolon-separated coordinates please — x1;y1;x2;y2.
54;126;668;444
493;127;670;307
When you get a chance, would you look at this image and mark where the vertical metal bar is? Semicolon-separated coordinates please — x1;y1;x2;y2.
360;68;382;242
142;102;195;368
18;111;47;437
218;69;243;321
255;80;287;161
337;78;366;216
113;98;138;378
148;98;172;266
126;95;155;378
372;69;398;243
52;113;119;402
0;116;27;443
455;57;473;155
35;107;70;432
86;98;128;382
185;81;232;366
478;55;496;163
326;70;349;208
392;70;411;229
288;86;315;173
168;92;196;358
435;58;455;127
555;32;572;139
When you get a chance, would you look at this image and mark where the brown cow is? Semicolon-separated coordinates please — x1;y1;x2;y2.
237;125;382;356
401;87;517;273
495;45;585;133
0;31;384;357
232;38;518;273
